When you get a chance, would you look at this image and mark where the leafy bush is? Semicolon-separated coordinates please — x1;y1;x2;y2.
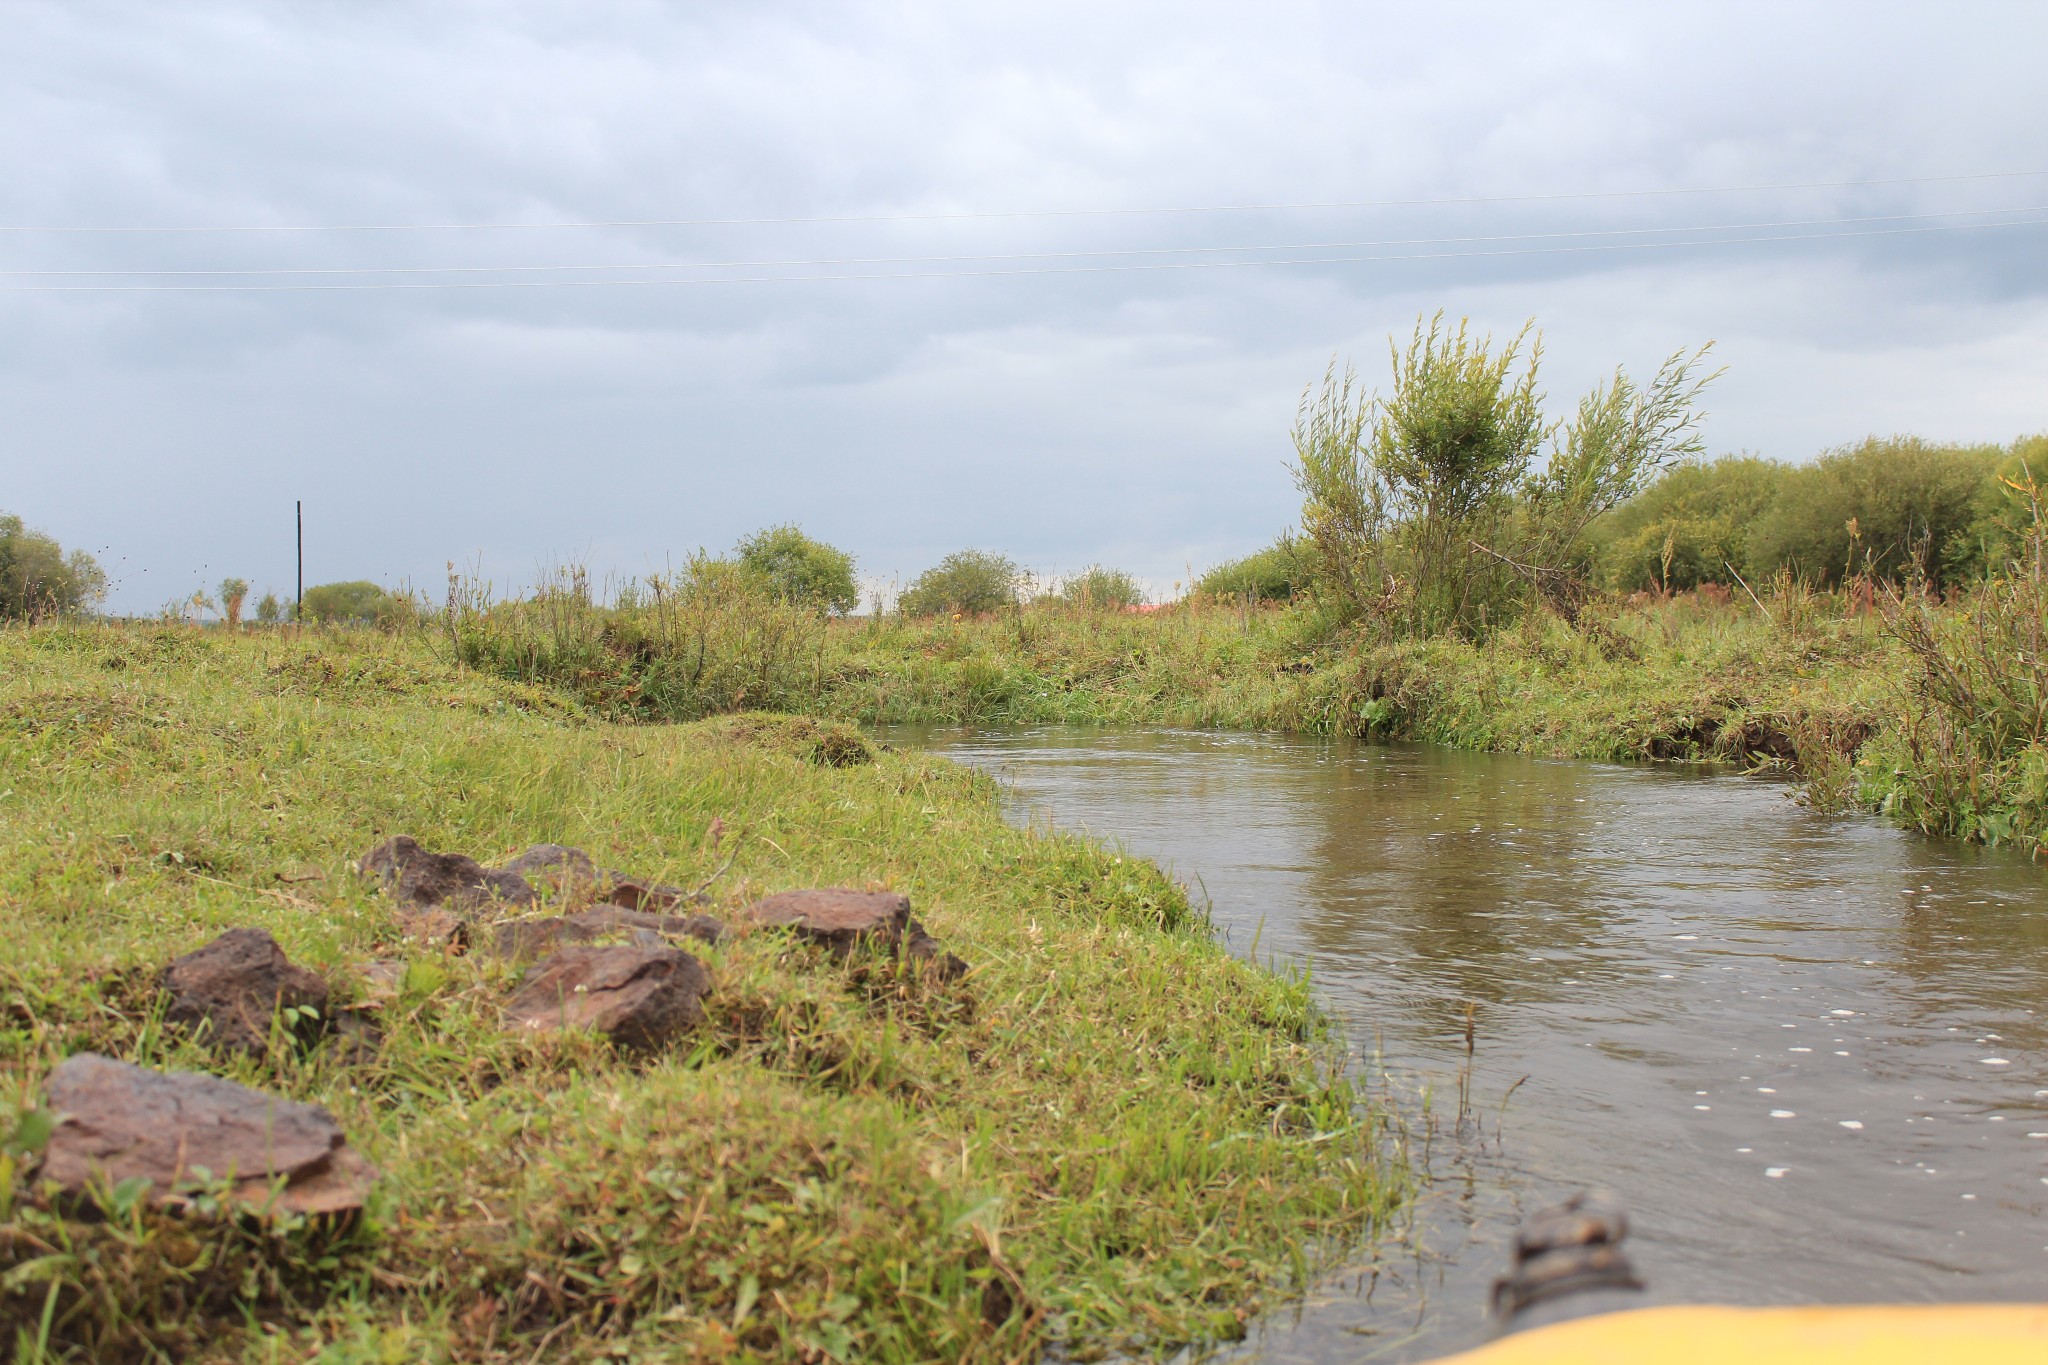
1744;436;2002;589
1968;435;2048;569
0;512;106;621
735;524;859;615
1589;456;1787;592
1290;314;1715;635
1196;539;1310;602
897;551;1020;616
300;581;409;625
1059;565;1145;610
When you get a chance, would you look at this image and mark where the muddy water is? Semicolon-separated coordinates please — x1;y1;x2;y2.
899;727;2048;1362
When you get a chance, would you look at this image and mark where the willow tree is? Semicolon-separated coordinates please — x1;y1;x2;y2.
1291;313;1716;636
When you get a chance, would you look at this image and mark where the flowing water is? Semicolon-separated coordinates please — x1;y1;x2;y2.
896;727;2048;1362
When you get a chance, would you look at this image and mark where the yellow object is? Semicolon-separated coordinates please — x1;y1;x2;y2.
1431;1304;2048;1364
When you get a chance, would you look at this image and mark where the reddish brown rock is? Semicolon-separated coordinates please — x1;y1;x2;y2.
358;835;536;915
489;907;724;964
905;919;970;982
499;843;607;897
605;878;706;913
743;889;911;956
393;906;467;947
503;945;710;1051
575;905;725;946
39;1053;376;1217
161;928;329;1055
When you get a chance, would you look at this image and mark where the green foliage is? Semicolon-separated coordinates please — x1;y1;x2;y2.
735;524;860;615
0;513;106;622
1744;436;2001;588
1289;314;1715;635
1371;316;1548;635
1059;565;1145;610
1196;538;1310;602
1968;435;2048;568
897;550;1021;617
1863;465;2047;849
299;580;407;626
1589;456;1787;591
254;592;283;625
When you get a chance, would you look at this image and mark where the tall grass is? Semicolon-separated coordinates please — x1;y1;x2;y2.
446;558;829;720
1865;469;2048;850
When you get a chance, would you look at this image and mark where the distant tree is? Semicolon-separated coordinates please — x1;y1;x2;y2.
218;577;251;629
1060;565;1145;610
1968;434;2048;572
1196;537;1311;602
1588;456;1787;592
300;580;405;625
255;591;283;624
734;524;859;614
0;512;107;621
1744;436;2000;588
897;550;1021;616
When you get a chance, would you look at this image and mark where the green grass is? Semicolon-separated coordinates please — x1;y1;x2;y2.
0;624;1398;1362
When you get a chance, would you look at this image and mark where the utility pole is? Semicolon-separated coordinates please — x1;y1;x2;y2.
295;500;303;625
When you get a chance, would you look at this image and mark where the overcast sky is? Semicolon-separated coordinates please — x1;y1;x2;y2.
5;1;2045;613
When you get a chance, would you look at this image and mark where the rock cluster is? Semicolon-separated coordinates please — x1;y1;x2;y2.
38;1053;375;1217
353;840;972;1046
359;837;708;919
23;839;971;1242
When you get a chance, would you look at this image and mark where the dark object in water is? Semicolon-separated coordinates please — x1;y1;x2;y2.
1491;1189;1644;1330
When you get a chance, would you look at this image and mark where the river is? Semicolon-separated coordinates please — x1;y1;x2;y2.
896;727;2048;1362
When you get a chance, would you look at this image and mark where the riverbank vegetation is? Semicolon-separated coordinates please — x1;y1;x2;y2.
413;317;2043;856
0;624;1394;1360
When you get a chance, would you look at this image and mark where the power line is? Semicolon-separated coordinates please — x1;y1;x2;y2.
2;170;2045;235
7;204;2040;278
5;215;2040;293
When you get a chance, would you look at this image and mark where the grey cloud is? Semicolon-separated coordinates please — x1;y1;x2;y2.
2;1;2045;613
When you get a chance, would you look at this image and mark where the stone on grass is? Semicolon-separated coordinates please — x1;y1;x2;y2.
503;945;710;1051
161;928;328;1055
499;843;606;897
393;905;467;948
489;907;725;964
744;890;970;975
605;877;706;913
905;919;970;982
40;1053;375;1217
744;889;911;956
357;835;536;915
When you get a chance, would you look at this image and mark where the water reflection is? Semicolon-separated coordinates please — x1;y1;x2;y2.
896;727;2048;1363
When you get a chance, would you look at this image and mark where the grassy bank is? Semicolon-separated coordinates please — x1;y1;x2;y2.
0;624;1397;1362
442;579;2043;858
